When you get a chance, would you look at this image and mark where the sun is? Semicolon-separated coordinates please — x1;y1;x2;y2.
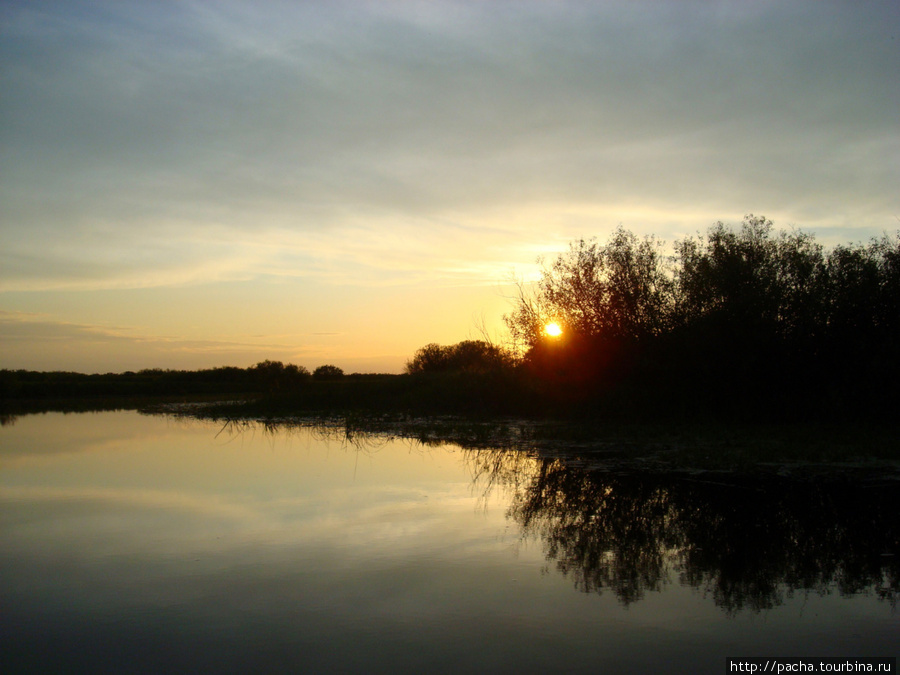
544;322;563;337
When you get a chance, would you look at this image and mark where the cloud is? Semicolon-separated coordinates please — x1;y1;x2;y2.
0;309;422;373
0;310;135;344
2;0;898;293
0;310;303;371
0;1;897;374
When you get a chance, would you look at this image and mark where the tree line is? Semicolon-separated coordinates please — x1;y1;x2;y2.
405;215;898;420
5;216;897;422
0;360;346;400
500;215;899;419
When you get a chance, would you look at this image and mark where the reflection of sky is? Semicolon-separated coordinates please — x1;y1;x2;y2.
0;411;528;571
2;1;898;373
1;412;897;672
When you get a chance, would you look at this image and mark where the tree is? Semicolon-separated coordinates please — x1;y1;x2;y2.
405;340;515;375
819;232;900;403
673;215;828;341
502;217;900;417
250;360;310;393
503;227;674;390
505;227;673;351
313;364;344;379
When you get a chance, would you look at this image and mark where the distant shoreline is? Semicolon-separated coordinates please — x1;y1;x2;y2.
4;386;899;475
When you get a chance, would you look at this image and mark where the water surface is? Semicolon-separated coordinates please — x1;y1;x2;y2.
1;411;896;673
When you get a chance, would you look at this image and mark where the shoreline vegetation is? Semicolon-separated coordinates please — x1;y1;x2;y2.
3;217;898;469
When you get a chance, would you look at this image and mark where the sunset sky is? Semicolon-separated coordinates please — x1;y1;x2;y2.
2;0;898;374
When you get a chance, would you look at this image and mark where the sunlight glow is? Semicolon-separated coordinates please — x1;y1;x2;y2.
544;322;563;337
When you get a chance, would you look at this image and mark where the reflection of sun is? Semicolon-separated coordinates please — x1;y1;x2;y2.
544;322;563;337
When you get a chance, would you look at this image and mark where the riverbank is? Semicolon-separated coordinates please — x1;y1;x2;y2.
5;373;898;474
161;403;900;478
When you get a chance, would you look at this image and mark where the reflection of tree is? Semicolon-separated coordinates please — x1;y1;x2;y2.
472;450;900;614
513;461;678;604
207;418;899;614
674;478;900;613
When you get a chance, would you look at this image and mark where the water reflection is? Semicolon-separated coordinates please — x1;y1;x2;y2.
3;411;898;672
466;448;899;613
191;417;900;614
206;418;900;614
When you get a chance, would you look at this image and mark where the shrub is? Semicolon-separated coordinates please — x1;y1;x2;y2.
313;364;345;379
405;340;515;375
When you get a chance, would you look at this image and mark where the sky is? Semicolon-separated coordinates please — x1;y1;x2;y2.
2;0;898;374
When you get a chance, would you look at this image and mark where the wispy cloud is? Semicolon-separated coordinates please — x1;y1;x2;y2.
0;311;301;370
1;1;897;370
3;0;897;292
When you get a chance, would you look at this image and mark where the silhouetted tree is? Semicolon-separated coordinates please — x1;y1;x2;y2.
506;227;673;351
405;340;515;375
667;216;834;409
504;227;673;394
503;216;900;418
674;216;828;340
250;360;310;393
818;232;900;406
313;364;344;379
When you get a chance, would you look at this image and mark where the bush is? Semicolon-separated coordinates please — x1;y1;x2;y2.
313;365;344;379
250;360;310;393
405;340;515;375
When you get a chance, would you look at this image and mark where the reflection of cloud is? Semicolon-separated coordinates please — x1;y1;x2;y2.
1;485;267;526
0;483;493;562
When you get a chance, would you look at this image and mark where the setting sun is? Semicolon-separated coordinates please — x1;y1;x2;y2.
544;322;563;337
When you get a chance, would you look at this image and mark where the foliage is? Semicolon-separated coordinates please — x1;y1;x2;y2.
249;360;311;393
405;340;515;375
1;360;313;402
673;216;828;340
313;364;345;379
506;227;672;351
505;216;900;419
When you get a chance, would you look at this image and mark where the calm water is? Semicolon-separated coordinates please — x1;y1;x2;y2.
1;411;897;673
